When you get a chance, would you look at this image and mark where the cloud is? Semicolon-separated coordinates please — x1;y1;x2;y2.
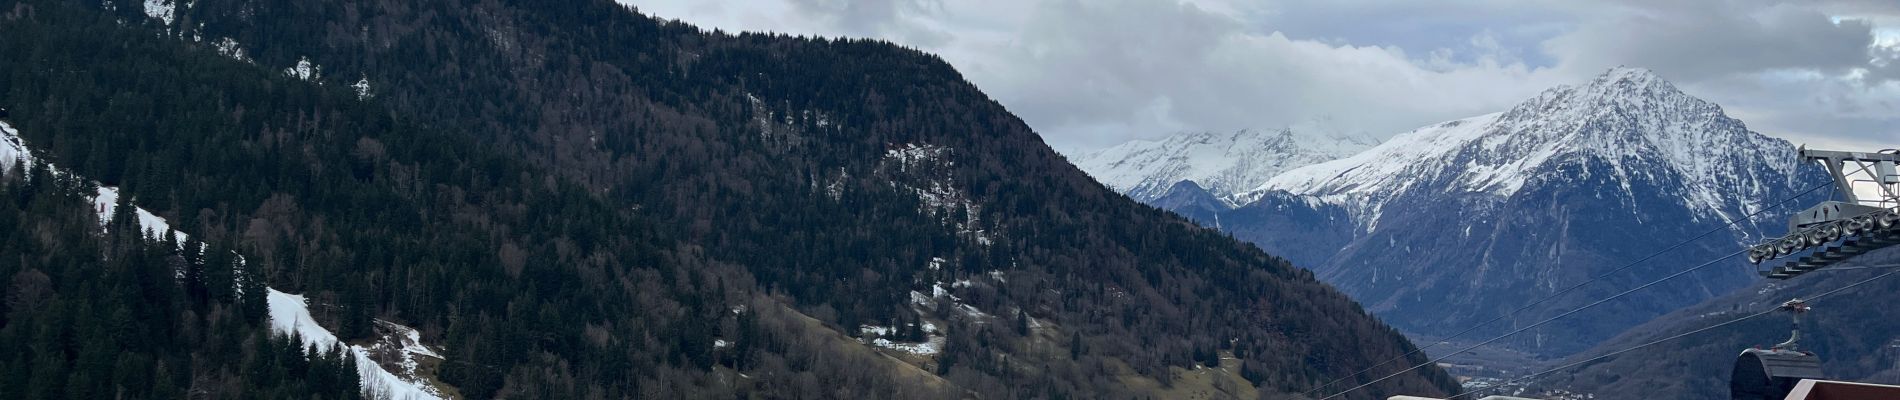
1542;1;1875;80
626;0;1898;151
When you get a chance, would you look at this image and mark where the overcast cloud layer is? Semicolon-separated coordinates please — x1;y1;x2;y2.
625;0;1898;152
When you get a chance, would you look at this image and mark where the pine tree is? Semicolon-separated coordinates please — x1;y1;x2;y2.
1059;332;1079;364
239;256;269;324
337;347;362;400
182;234;208;310
906;319;925;342
204;240;237;304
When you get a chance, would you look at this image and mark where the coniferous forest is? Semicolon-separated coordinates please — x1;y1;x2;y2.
0;157;363;398
0;0;1458;398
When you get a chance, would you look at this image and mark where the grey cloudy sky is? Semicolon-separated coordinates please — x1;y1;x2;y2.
624;0;1899;152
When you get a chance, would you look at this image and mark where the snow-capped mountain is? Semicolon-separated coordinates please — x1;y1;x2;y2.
1223;67;1821;356
1240;67;1803;235
1068;125;1379;204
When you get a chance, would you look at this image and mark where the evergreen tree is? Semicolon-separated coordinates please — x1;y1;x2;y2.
182;234;208;310
1070;331;1084;360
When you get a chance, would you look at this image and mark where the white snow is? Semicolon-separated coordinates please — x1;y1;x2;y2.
955;303;989;319
0;122;28;171
366;319;444;386
352;77;373;100
4;122;435;400
3;122;183;242
882;143;994;245
913;278;994;322
271;290;446;400
285;57;321;81
1068;123;1380;202
972;232;994;246
1238;67;1804;231
859;325;896;336
861;321;935;335
92;186;192;243
871;336;944;355
214;38;251;62
910;290;934;306
143;0;175;25
823;169;848;200
884;143;951;172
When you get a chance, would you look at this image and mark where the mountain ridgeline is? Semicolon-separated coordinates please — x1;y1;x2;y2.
0;0;1456;398
1083;68;1827;357
1070;126;1380;204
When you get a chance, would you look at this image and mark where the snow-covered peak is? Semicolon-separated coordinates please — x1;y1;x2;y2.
1245;67;1805;230
1493;66;1693;135
1068;126;1379;202
1592;66;1667;91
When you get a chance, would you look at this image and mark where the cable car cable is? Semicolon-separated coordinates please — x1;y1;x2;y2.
1322;246;1766;400
1451;265;1900;399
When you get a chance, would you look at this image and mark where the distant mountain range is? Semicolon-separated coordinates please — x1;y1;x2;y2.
1069;126;1379;204
1074;67;1826;356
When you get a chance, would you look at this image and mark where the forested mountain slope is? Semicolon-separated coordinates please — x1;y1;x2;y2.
0;127;367;399
0;0;1456;398
1530;249;1900;400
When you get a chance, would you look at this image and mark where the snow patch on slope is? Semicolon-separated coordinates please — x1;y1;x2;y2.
0;122;28;170
285;57;321;81
4;122;183;240
882;143;994;245
352;76;374;100
365;319;444;388
93;185;191;243
5;121;440;400
885;143;950;172
214;38;251;62
143;0;175;25
872;336;944;355
270;290;446;400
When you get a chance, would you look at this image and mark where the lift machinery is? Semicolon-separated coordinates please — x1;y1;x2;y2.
1749;148;1900;280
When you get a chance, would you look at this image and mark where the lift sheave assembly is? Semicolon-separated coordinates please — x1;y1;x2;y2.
1748;148;1900;280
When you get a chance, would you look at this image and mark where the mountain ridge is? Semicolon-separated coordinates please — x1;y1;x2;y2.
0;1;1460;398
1069;125;1379;203
1242;67;1804;235
1079;67;1825;358
1251;67;1821;355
